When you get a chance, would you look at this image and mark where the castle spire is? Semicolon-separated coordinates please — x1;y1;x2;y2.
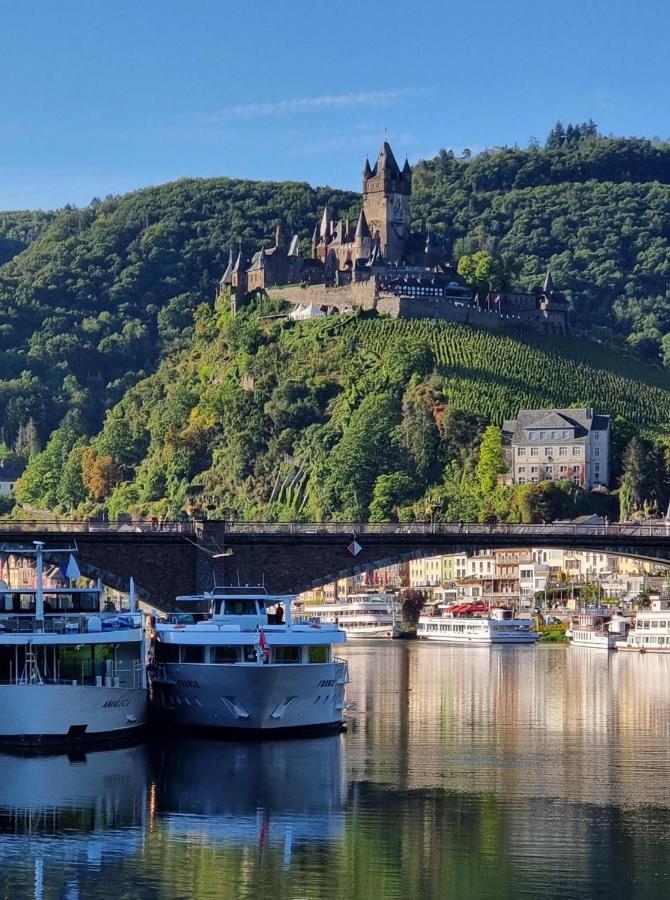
543;270;555;294
363;157;373;179
402;157;411;176
288;234;300;256
319;206;331;240
220;246;234;285
376;141;401;178
354;209;371;240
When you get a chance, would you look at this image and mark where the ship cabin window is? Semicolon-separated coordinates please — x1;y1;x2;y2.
660;621;667;628
211;645;238;663
155;642;179;663
308;646;330;664
45;591;100;613
0;592;36;613
273;646;301;664
243;645;257;662
181;646;204;663
216;598;259;616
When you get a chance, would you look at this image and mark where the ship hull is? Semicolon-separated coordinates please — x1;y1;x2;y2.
0;684;148;747
149;661;347;734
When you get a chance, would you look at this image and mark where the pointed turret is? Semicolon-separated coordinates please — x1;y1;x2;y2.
319;206;331;241
220;247;234;286
376;141;401;179
363;157;373;179
231;250;243;274
288;234;300;257
402;157;411;177
543;270;555;294
354;209;371;240
275;224;284;249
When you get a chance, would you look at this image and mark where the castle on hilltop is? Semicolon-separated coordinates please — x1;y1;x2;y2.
218;142;569;334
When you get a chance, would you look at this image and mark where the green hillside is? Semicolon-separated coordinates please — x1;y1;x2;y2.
5;124;670;520
15;310;670;523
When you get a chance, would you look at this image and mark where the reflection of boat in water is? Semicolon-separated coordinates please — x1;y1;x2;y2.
0;743;148;892
150;735;346;848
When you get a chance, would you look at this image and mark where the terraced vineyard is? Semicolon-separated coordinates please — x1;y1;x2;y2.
284;316;670;430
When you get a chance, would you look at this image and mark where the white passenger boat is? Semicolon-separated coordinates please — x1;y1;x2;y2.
0;542;147;747
617;595;670;653
568;608;628;649
148;585;348;735
301;591;400;638
417;602;539;645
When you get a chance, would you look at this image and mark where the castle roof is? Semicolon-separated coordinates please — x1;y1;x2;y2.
247;248;267;271
363;158;373;179
319;206;331;240
355;209;371;240
219;247;234;285
231;250;244;274
376;141;401;178
288;234;300;256
402;157;412;176
543;270;555;294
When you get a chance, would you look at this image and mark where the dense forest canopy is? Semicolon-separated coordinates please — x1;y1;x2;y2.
4;122;670;520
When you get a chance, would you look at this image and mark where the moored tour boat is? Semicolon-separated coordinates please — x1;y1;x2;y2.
301;591;400;638
0;542;147;747
417;602;539;645
568;608;628;649
617;595;670;653
148;585;348;735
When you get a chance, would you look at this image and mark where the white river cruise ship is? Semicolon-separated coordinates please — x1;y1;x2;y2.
617;595;670;653
568;608;628;649
0;542;147;747
301;591;400;638
417;602;539;645
149;585;348;735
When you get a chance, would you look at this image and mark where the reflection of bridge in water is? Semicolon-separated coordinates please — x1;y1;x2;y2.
0;520;668;601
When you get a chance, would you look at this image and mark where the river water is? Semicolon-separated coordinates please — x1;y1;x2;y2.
2;643;670;899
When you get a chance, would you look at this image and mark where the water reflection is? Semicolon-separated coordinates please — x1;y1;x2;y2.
150;736;346;849
2;646;670;898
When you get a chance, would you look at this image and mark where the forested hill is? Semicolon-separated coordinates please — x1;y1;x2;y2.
3;124;670;471
14;313;670;524
413;130;670;352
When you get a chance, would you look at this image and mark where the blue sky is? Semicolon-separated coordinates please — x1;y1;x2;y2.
1;0;669;209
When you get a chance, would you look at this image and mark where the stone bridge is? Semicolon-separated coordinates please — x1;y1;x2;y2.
1;521;669;603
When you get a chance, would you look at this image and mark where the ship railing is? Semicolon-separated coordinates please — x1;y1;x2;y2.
0;612;142;635
333;657;349;684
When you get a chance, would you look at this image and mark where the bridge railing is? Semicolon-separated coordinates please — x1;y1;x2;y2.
0;519;669;539
0;520;195;535
215;521;670;538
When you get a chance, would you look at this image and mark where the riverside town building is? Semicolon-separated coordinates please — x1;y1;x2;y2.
217;143;570;334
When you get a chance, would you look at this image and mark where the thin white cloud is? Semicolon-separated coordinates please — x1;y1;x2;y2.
294;131;415;157
206;89;418;122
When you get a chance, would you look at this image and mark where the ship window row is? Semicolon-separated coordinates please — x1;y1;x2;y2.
639;620;667;628
155;642;330;664
632;636;667;644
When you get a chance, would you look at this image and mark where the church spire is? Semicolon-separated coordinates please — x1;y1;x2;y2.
319;206;331;240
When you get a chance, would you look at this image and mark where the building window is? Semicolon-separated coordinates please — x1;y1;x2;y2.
544;447;552;456
530;447;539;457
559;447;568;456
560;465;567;473
517;447;525;456
518;466;526;474
518;477;526;484
572;447;581;456
531;466;538;473
594;448;600;456
594;432;600;440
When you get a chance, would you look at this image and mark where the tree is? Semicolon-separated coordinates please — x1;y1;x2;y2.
369;472;416;522
476;426;506;493
81;448;121;501
397;588;426;627
619;436;658;518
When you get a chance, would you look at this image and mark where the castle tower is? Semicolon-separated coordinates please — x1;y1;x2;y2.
362;142;412;263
